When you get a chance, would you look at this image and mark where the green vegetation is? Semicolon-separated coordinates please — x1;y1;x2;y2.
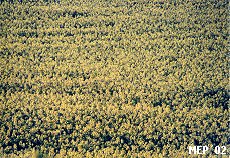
0;0;229;157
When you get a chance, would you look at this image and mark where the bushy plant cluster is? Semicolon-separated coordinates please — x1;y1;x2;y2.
0;0;229;157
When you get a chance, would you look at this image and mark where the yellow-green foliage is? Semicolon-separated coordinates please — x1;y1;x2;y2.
0;0;229;157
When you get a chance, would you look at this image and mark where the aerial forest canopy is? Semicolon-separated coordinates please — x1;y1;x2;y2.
0;0;229;157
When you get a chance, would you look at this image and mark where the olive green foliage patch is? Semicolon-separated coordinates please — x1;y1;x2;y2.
0;0;229;157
